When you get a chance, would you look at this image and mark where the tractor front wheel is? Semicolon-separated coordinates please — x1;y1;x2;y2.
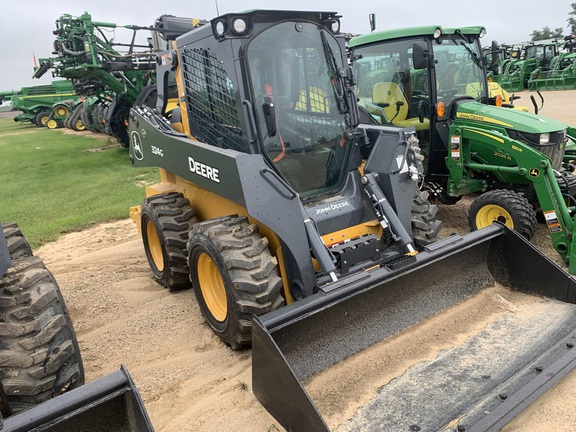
411;189;442;248
468;189;537;239
141;192;197;290
188;215;284;350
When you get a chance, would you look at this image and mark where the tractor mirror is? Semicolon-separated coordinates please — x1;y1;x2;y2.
262;97;277;137
412;42;431;69
369;14;376;33
491;40;500;67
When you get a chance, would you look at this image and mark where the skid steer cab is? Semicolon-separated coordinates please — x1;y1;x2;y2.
349;25;576;274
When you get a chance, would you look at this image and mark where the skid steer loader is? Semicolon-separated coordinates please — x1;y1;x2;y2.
0;223;154;431
128;10;576;431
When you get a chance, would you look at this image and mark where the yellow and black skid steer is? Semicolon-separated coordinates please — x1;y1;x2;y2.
127;9;576;431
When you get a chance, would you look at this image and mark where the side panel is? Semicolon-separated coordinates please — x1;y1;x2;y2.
129;107;317;292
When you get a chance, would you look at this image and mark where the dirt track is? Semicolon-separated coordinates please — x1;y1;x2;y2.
35;90;576;431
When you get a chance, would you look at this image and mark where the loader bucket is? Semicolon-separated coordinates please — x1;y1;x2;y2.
3;366;154;432
253;223;576;431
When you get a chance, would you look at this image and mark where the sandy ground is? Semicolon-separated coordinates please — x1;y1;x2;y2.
33;89;576;432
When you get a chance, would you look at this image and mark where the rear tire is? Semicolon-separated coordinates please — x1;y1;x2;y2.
188;215;284;350
0;256;84;413
141;193;197;290
468;189;537;239
411;189;442;248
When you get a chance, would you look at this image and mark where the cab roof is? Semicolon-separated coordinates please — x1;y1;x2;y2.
349;25;485;48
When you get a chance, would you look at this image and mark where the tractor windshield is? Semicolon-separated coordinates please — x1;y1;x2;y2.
247;22;352;200
432;35;487;104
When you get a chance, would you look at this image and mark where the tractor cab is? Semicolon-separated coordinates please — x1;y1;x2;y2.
351;26;490;180
350;26;571;202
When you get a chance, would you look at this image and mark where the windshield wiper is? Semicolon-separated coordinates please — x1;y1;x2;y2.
319;30;349;115
454;30;483;70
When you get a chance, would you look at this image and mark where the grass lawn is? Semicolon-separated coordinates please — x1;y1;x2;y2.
0;118;159;248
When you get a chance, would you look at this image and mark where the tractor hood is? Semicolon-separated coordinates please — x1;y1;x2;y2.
454;100;567;133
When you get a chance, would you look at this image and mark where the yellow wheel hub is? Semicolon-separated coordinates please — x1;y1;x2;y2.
475;204;514;229
40;116;49;125
47;119;58;129
56;107;69;116
197;252;227;322
145;220;164;272
75;120;86;130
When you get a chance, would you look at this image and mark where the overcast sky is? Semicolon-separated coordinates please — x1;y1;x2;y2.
1;0;573;91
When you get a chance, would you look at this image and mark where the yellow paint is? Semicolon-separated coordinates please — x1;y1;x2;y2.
321;220;381;247
457;112;513;128
466;128;505;144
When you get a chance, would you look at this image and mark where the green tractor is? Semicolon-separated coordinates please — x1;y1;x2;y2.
528;35;576;91
499;39;559;92
349;25;576;272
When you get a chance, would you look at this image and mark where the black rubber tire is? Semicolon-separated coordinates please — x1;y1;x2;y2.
468;189;537;240
188;215;284;350
141;193;197;290
70;106;86;132
34;111;50;127
2;223;33;261
0;255;84;413
411;189;442;248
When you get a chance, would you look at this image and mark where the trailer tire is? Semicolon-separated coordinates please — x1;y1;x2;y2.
0;255;84;413
2;223;33;260
69;105;86;131
34;111;50;127
188;215;284;350
141;193;197;290
468;189;537;239
411;189;442;248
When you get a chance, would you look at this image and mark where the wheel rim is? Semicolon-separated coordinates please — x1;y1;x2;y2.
75;119;86;130
40;116;49;125
475;204;514;229
47;119;58;129
197;252;227;322
56;107;69;116
145;220;164;272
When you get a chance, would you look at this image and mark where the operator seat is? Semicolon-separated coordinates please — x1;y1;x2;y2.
370;82;429;131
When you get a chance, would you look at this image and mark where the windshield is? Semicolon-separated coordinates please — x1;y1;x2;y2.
432;36;487;103
247;22;352;199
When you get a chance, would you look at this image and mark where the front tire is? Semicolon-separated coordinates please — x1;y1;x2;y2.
2;223;33;260
188;215;284;350
468;189;537;239
141;193;197;290
411;189;442;248
0;256;84;413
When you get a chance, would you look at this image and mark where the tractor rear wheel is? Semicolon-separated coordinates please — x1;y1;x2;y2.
141;193;197;290
188;215;284;350
411;189;442;248
34;111;50;127
2;223;32;260
468;189;537;239
0;255;84;413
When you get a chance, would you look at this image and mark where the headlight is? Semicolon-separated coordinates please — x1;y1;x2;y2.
231;18;247;35
433;28;442;39
540;133;550;144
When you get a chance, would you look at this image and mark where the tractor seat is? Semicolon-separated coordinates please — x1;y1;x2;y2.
370;82;429;131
